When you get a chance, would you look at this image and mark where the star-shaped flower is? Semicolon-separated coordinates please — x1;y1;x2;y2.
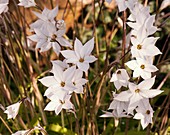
131;36;162;58
0;0;9;14
39;65;76;99
4;101;21;119
125;58;158;79
18;0;36;8
110;69;130;90
133;99;154;129
61;38;97;72
44;94;74;115
28;24;71;55
30;6;58;31
115;76;163;113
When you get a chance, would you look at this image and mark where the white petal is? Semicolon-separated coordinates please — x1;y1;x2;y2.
114;81;122;90
57;37;72;48
82;37;94;56
60;50;78;61
84;55;97;63
62;101;73;110
39;76;57;87
52;64;63;82
140;89;163;98
141;71;151;79
63;66;76;82
133;113;144;120
133;68;142;78
44;101;57;111
55;104;63;115
125;60;138;70
145;64;158;72
114;91;132;102
144;45;162;56
74;38;83;58
77;62;89;72
138;76;155;90
48;6;58;20
52;42;61;55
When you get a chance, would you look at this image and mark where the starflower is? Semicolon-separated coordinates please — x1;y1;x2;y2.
131;36;162;58
110;69;130;90
18;0;36;8
115;76;163;113
133;99;154;129
61;38;97;72
125;58;158;79
4;101;22;119
0;0;9;14
39;65;76;99
44;94;74;115
30;6;58;30
28;24;72;55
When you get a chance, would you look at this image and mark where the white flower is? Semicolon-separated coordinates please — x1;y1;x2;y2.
18;0;36;8
115;77;163;113
131;36;162;58
12;130;29;135
4;102;21;119
110;69;130;90
0;0;9;14
61;38;97;72
30;6;58;31
133;99;154;129
125;58;158;79
72;69;88;94
39;65;76;99
44;94;74;115
28;24;71;55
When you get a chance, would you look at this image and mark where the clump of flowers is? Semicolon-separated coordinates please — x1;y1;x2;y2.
103;0;163;129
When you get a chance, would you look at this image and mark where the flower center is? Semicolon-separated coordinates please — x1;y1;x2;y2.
59;100;65;104
61;82;65;87
137;44;142;50
73;82;76;85
146;110;150;115
79;58;84;63
117;70;121;74
135;89;140;93
50;34;57;42
140;64;145;69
